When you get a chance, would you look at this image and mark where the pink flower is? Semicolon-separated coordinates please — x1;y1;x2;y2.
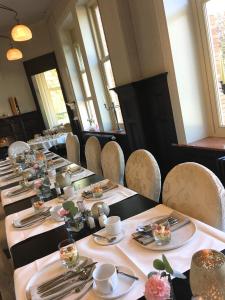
58;208;69;217
34;179;42;189
145;274;171;300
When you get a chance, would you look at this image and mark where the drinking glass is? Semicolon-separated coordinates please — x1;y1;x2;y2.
58;238;79;269
31;198;45;212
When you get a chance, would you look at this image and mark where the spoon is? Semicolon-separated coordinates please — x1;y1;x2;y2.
92;233;117;243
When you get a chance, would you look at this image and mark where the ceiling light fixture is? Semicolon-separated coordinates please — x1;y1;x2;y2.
0;2;32;42
0;35;23;61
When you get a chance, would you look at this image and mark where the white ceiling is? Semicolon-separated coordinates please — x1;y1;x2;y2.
0;0;58;33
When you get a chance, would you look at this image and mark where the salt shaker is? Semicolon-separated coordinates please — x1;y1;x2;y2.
98;207;107;228
87;215;96;229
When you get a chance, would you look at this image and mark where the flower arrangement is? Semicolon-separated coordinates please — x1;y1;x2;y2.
60;201;85;234
145;255;186;300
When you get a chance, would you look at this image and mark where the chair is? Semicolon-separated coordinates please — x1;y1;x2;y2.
8;141;30;157
66;133;80;164
85;136;102;176
125;149;161;202
101;141;125;185
163;162;225;231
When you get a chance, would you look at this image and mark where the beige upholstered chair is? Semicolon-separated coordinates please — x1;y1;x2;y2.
163;162;225;231
66;133;80;165
125;149;161;202
101;141;125;185
85;136;102;176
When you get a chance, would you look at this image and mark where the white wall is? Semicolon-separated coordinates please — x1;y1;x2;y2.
163;0;210;143
0;20;53;117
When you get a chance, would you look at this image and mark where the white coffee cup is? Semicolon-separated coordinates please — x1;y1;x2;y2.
93;263;118;294
105;216;122;236
63;186;75;199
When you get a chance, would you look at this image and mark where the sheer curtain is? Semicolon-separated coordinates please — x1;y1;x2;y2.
32;73;58;129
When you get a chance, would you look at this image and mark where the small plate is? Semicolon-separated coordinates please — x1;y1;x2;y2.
83;194;109;202
7;185;33;197
93;265;136;299
25;256;93;300
93;229;125;246
50;205;64;222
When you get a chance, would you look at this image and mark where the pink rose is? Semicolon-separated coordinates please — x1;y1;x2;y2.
58;208;69;217
145;274;171;300
34;179;42;189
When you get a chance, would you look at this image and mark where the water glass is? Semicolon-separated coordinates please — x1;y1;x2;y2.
58;238;79;269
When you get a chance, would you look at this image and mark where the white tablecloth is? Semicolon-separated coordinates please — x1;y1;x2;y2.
28;133;68;150
6;182;136;249
14;204;225;300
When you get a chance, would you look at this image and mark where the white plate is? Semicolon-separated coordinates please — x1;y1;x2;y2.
25;256;93;300
83;194;110;202
93;229;125;246
13;207;51;229
7;185;33;197
137;216;197;251
93;265;136;299
50;205;64;222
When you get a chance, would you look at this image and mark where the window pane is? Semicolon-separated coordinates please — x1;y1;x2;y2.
103;60;115;89
81;72;92;98
49;89;70;124
86;99;99;130
44;69;60;89
94;6;109;57
109;90;124;125
205;0;225;125
75;44;85;72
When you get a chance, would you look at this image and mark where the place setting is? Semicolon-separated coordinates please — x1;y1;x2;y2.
25;237;138;300
92;216;125;246
131;211;196;251
81;180;118;201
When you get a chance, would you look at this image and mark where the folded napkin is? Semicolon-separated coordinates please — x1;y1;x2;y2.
132;211;190;245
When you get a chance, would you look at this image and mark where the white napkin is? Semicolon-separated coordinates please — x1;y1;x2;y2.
116;204;225;276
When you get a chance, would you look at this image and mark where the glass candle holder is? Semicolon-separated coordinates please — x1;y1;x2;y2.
58;238;79;269
31;198;45;212
152;221;171;245
190;249;225;299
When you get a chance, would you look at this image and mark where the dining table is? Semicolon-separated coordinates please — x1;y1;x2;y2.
27;133;68;150
1;152;225;300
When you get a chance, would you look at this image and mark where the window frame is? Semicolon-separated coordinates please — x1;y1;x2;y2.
72;42;99;129
194;0;225;136
87;1;124;130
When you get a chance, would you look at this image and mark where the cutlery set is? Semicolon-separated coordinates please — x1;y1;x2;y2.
36;262;97;299
13;207;51;228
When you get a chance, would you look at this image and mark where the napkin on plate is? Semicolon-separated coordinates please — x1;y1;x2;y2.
132;211;190;245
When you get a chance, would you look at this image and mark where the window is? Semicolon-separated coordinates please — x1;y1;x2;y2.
88;3;124;130
196;0;225;132
73;43;99;130
32;69;70;128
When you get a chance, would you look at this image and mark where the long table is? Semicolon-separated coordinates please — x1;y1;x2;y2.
1;153;225;300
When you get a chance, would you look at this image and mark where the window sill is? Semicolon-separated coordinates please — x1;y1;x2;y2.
83;129;126;135
177;137;225;152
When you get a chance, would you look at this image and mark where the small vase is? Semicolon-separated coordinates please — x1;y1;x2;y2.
64;216;84;237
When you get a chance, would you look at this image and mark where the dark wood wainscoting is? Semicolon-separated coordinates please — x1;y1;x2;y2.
0;111;45;142
113;73;178;178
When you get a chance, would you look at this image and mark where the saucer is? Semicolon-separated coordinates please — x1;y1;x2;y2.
93;228;125;246
93;265;136;299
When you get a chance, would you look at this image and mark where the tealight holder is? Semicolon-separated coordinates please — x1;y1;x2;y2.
190;249;225;299
152;221;171;245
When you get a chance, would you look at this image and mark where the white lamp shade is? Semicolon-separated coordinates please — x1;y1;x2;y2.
6;48;23;61
11;24;32;42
